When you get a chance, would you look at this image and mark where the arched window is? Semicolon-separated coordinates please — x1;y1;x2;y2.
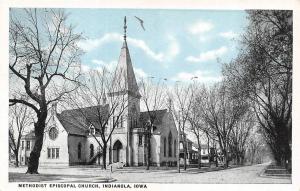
78;143;82;160
89;124;95;135
90;144;94;158
130;117;133;128
168;132;172;157
49;127;58;140
163;137;167;157
174;140;177;157
120;116;123;127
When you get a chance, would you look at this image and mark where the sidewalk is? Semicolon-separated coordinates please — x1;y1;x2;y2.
9;163;291;183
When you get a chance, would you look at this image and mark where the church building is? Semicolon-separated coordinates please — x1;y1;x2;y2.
18;17;178;167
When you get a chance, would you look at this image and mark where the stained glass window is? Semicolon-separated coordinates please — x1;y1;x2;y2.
49;127;58;140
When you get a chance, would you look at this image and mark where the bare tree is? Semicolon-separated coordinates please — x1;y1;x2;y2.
170;82;195;171
63;68;129;169
9;8;83;173
187;106;205;169
246;132;270;165
198;83;249;168
139;78;168;170
9;103;33;167
228;111;255;165
223;10;292;167
187;84;207;169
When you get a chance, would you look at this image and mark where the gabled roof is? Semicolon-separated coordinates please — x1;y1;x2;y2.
57;105;109;136
56;114;88;136
139;109;168;126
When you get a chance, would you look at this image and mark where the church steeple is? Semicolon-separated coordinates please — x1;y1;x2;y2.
123;16;127;42
110;16;141;98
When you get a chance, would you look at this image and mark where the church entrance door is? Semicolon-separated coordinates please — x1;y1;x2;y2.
113;140;123;163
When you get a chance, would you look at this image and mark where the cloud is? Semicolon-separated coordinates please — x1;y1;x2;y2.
188;20;214;35
171;70;223;83
129;35;179;62
78;33;179;62
163;35;180;61
186;46;228;63
127;37;164;61
92;59;118;72
91;59;148;80
219;31;238;39
133;68;148;80
80;64;91;73
78;33;122;52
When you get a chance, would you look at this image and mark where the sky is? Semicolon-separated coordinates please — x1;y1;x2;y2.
65;8;248;84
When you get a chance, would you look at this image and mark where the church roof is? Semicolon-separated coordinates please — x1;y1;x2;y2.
110;40;141;98
57;105;109;136
139;109;168;126
57;114;88;136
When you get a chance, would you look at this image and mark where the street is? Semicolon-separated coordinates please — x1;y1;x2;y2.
9;163;291;183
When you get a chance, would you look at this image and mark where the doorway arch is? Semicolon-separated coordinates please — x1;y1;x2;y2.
113;140;123;163
90;144;94;158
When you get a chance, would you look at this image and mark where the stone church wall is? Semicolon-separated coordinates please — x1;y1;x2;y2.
68;135;87;165
158;112;178;166
40;115;69;166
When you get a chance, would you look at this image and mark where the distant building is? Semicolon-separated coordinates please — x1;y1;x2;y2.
179;132;215;166
19;131;35;166
179;137;195;165
18;25;178;167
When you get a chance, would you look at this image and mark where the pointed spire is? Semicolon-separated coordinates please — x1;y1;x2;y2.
102;89;107;105
109;16;141;98
123;16;127;42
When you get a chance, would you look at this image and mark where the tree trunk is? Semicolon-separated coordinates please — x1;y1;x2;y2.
108;145;112;165
215;154;218;167
14;150;19;167
198;148;201;169
240;154;245;165
207;135;210;168
27;115;46;174
183;140;187;171
102;143;107;169
177;130;180;173
224;150;229;168
26;107;48;174
196;138;201;169
236;154;240;165
98;147;101;165
146;131;151;170
251;150;255;165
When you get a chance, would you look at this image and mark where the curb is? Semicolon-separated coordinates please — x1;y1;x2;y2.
259;165;291;179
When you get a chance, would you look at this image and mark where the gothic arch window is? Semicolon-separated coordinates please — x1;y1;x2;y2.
49;127;58;140
120;116;123;128
78;143;82;160
89;124;95;135
134;119;137;128
90;144;94;158
168;132;172;157
153;126;157;132
174;140;177;157
163;137;167;157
